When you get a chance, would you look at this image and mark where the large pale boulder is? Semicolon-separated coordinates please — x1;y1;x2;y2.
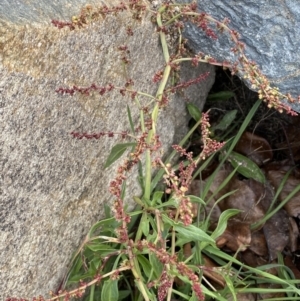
0;1;215;299
179;0;300;112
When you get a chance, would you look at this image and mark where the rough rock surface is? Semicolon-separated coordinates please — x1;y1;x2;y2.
178;0;300;112
0;1;215;299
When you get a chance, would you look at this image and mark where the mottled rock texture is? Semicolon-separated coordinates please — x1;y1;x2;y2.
178;0;300;112
0;1;214;299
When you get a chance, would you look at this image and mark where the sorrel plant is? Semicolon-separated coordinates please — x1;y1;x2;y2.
7;1;300;301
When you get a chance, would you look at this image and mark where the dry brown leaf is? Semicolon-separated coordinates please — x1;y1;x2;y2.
264;159;294;173
239;249;268;267
267;170;300;217
263;208;290;261
258;283;285;300
202;254;226;288
249;229;268;256
289;217;299;252
237;178;289;261
206;168;232;202
244;178;274;211
223;179;266;224
227;292;256;301
284;255;300;279
235;131;273;166
216;219;251;251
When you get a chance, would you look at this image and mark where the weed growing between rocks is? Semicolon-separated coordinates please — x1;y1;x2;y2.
7;1;300;300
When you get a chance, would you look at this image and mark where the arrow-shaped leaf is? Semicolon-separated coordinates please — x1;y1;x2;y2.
187;103;202;122
221;150;266;183
212;110;237;131
104;142;136;169
207;91;235;101
101;279;119;301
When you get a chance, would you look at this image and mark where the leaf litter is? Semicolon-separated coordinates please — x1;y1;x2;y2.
186;68;300;300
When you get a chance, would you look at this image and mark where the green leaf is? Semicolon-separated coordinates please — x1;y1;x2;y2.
222;274;237;301
201;286;228;301
88;217;120;237
137;255;152;279
162;214;215;244
67;256;83;281
119;290;131;300
149;253;164;278
101;279;119;301
86;244;115;253
89;257;102;274
141;215;150;236
189;195;206;206
187;103;201;121
68;273;91;282
207;91;235;101
104;143;136;168
210;209;240;240
151;191;164;206
104;204;112;218
127;105;135;134
174;224;215;244
175;236;199;247
156;198;178;209
212;110;237;131
189;292;198;301
221;150;266;183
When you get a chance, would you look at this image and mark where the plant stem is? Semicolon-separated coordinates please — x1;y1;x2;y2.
143;9;172;201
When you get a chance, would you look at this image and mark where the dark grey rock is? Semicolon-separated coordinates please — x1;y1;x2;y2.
0;1;214;299
178;0;300;112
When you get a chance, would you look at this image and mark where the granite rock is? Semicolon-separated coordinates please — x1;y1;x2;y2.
0;1;215;299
